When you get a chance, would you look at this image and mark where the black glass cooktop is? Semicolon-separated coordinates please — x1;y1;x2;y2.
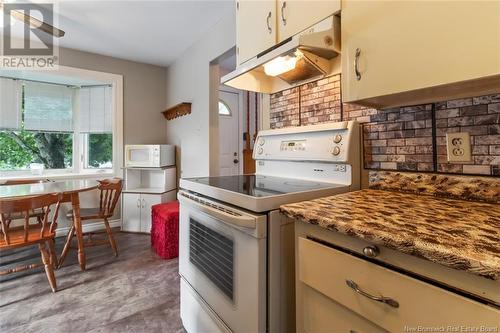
184;175;342;198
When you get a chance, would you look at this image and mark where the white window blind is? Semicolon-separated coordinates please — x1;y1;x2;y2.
0;77;22;130
24;81;74;132
79;86;112;133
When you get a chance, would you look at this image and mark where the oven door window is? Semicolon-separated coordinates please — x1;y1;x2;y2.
189;218;234;301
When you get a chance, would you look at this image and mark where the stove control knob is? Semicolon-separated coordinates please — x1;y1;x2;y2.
332;146;341;156
258;148;263;155
334;134;342;143
259;138;265;146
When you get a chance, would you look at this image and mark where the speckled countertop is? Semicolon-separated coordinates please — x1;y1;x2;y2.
280;189;500;280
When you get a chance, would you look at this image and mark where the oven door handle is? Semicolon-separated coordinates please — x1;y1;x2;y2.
178;193;256;229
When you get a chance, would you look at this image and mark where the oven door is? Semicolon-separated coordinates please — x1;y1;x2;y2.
178;191;267;333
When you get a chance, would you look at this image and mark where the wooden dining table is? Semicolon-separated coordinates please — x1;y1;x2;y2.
0;179;99;271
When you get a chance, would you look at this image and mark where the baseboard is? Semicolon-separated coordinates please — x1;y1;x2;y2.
55;219;122;237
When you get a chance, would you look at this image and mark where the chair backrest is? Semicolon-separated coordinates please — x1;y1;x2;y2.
98;178;123;218
0;179;52;186
0;193;62;246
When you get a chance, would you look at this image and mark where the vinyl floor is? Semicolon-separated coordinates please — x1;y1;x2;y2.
0;232;184;333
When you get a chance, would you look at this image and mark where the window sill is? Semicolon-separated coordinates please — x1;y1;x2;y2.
0;170;115;182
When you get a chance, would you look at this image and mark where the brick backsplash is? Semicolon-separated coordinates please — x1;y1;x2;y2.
362;105;435;172
269;75;500;176
269;75;341;128
435;97;500;175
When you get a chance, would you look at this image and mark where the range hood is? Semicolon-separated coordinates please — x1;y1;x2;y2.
221;15;341;94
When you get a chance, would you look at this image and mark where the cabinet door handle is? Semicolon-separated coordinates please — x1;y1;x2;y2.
266;11;272;34
346;279;399;308
280;1;286;26
136;198;141;208
141;199;145;209
354;48;362;81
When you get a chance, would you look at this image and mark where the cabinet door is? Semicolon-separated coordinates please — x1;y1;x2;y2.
277;0;340;42
139;194;163;234
236;0;276;65
341;1;500;104
122;193;141;232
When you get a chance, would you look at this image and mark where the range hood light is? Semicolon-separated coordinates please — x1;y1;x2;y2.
263;55;298;77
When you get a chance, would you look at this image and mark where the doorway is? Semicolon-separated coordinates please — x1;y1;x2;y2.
218;90;241;176
211;47;268;177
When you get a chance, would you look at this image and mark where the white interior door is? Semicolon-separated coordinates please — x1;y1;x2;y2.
219;90;240;176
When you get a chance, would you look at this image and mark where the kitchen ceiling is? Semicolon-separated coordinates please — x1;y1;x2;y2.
3;0;235;67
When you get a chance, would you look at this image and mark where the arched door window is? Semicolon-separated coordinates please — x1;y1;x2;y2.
218;100;231;116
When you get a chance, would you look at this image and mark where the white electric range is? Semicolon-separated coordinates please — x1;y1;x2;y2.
178;121;360;333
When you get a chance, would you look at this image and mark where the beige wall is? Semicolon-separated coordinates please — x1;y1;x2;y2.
50;48;168;229
165;15;236;179
59;47;168;145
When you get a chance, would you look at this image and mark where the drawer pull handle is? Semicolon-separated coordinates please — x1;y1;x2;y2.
281;1;287;26
266;11;272;34
354;48;361;81
346;279;399;308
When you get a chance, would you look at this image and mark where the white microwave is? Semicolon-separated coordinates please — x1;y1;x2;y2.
124;144;175;168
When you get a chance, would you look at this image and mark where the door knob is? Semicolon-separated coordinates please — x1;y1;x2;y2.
233;159;239;164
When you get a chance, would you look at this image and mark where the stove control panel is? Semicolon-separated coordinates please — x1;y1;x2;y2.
280;140;306;151
253;121;359;164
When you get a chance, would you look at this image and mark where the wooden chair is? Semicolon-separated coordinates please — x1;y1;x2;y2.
0;193;62;292
58;178;122;268
0;179;53;224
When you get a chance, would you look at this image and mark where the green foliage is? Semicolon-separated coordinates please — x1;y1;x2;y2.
0;130;73;170
88;133;113;168
0;130;36;170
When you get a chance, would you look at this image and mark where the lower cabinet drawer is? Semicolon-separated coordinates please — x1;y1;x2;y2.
298;237;500;332
302;284;388;333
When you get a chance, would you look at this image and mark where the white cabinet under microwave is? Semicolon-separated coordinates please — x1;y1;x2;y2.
125;144;175;168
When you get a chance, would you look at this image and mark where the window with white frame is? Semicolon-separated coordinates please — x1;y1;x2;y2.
0;77;114;175
218;100;231;116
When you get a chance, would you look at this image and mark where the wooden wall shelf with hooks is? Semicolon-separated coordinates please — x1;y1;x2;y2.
162;102;191;120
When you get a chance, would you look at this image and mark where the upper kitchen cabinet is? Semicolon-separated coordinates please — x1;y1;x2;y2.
225;1;341;94
342;1;500;108
236;0;277;65
236;0;341;66
277;0;341;42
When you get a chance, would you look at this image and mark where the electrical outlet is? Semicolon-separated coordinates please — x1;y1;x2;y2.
446;132;471;162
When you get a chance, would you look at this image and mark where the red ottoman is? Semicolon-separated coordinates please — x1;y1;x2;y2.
151;201;179;259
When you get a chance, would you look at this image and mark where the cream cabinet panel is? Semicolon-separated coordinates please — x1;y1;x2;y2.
122;191;177;233
139;194;162;233
298;237;500;332
236;0;277;65
301;285;387;333
122;193;141;232
277;0;340;42
341;1;500;107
